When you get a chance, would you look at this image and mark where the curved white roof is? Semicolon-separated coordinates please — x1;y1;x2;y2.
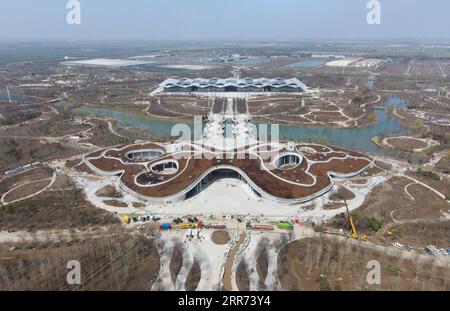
159;77;308;91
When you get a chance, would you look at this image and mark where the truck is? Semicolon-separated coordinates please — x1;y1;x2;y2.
277;221;294;230
130;212;139;222
160;223;171;230
424;247;434;255
197;221;225;229
180;223;196;229
393;242;404;250
122;215;130;224
251;224;274;231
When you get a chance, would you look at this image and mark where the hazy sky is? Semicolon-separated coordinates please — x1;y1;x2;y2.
0;0;449;41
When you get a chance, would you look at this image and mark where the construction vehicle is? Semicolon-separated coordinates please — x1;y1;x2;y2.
277;221;294;230
123;215;130;224
424;247;434;255
160;223;171;230
180;222;196;229
393;242;404;250
130;212;139;223
251;224;274;231
342;196;366;241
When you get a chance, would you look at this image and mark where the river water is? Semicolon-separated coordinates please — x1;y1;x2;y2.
69;94;409;155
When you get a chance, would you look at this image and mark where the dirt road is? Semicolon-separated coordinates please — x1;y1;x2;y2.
222;230;247;291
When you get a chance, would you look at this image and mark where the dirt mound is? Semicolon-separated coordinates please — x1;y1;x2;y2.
95;185;122;197
103;200;127;207
256;247;268;288
211;230;230;245
185;260;201;291
236;260;250;291
169;245;183;285
329;186;355;201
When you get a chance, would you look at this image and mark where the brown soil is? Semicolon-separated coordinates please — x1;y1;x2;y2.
0;235;160;290
50;174;72;190
132;202;146;208
374;160;392;171
323;203;345;210
123;242;161;290
74;162;96;175
311;115;348;123
0;167;53;195
329;177;448;237
81;119;130;147
147;96;211;119
95;185;122;198
278;237;450;291
103;200;128;208
235;259;250;291
0;138;79;172
350;179;368;184
247;93;369;127
387;137;428;150
184;260;201;291
87;143;371;200
0;186;119;230
329;186;355;201
65;158;82;168
407;171;450;197
3;179;51;203
211;230;230;245
361;165;384;176
301;204;316;210
393;184;446;220
256;247;268;288
169;245;183;285
0;117;90;138
388;220;450;248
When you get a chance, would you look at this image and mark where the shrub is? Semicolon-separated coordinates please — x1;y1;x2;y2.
416;168;440;181
368;218;382;232
316;276;332;291
313;225;325;233
367;112;377;122
385;263;400;273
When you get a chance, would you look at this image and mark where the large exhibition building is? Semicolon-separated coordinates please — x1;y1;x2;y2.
158;77;308;93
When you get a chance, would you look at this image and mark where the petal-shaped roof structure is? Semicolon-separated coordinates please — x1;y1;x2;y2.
158;77;308;92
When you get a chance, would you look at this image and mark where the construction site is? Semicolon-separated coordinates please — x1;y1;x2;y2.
1;19;450;294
